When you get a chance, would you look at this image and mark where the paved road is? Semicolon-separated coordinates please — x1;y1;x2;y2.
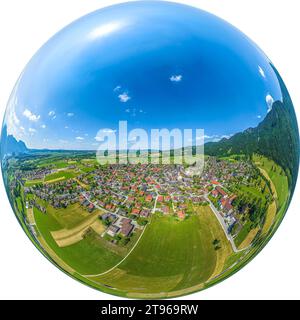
204;195;247;253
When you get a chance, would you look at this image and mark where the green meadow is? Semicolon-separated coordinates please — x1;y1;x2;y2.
33;207;122;275
44;170;78;182
88;207;233;297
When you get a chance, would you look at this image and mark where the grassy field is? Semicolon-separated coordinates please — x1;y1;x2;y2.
44;170;78;183
238;227;260;250
253;154;289;209
46;203;98;229
234;221;253;248
33;207;123;275
87;206;233;297
24;179;44;187
261;201;277;236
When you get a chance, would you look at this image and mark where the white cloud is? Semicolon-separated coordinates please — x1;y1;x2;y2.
6;106;21;138
41;124;46;129
23;109;40;122
118;92;131;103
170;74;182;82
48;110;56;120
29;128;37;133
65;126;69;129
204;134;218;139
59;139;68;144
125;109;130;113
221;134;233;139
258;66;266;78
13;110;20;125
114;85;121;92
266;94;274;112
257;115;262;119
76;136;84;140
67;112;74;117
204;134;232;141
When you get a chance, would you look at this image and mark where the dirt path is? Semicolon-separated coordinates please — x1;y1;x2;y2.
44;177;65;184
27;207;35;225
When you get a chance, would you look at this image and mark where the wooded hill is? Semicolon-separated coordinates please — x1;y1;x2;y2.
205;65;299;192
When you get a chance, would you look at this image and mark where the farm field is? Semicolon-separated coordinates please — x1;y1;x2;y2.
253;155;289;209
87;206;233;297
33;207;123;275
44;170;78;183
45;203;100;229
24;179;44;187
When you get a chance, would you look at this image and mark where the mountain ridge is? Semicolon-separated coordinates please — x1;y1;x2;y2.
205;65;299;192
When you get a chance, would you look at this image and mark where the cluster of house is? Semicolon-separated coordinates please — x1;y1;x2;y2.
203;157;254;186
99;212;136;238
211;185;236;215
22;167;56;182
106;216;135;238
20;156;258;241
28;199;46;214
24;180;83;209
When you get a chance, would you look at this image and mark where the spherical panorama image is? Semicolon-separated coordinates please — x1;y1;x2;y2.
1;1;299;299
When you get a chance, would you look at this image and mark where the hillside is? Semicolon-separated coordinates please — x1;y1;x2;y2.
205;65;299;191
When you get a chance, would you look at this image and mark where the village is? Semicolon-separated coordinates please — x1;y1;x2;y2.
20;156;259;246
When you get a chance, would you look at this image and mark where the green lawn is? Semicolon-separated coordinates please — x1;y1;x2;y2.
89;207;233;297
33;207;122;275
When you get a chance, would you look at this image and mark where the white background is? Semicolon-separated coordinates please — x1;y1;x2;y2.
0;0;299;300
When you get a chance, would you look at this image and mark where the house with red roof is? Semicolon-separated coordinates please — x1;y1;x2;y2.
211;189;219;198
216;186;227;198
177;210;185;220
132;208;141;215
157;195;164;202
145;194;153;202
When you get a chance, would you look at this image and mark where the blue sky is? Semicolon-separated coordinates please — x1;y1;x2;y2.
3;1;283;150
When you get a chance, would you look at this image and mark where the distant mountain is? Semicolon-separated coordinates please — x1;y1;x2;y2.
1;125;28;159
205;64;299;191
